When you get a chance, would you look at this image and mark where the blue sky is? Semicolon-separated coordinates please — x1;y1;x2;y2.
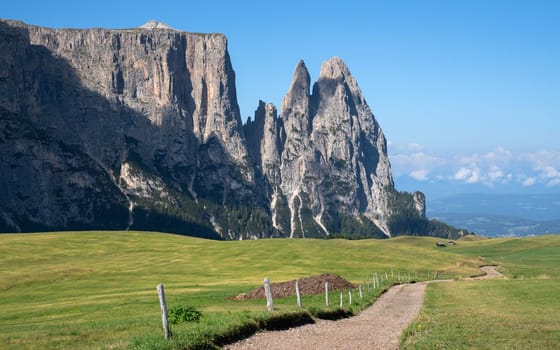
4;0;560;196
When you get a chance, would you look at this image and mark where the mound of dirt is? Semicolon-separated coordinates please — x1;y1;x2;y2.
233;273;356;300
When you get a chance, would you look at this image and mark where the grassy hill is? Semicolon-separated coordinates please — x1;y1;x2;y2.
1;231;559;349
402;234;560;349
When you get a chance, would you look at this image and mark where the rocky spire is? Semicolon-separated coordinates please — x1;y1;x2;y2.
311;57;394;235
313;56;365;108
280;60;311;130
277;60;316;237
244;100;281;184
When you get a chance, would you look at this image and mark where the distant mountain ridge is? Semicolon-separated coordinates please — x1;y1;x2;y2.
428;193;560;237
0;19;467;239
431;213;560;237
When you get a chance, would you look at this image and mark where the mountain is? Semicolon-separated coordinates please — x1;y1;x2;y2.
0;19;467;239
428;193;560;237
429;213;560;237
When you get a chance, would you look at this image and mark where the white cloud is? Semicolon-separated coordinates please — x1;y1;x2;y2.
466;169;481;184
409;169;430;181
390;150;444;178
488;166;504;182
458;147;514;168
391;144;560;189
454;167;471;181
483;146;513;163
522;150;560;188
522;150;560;169
540;166;559;179
537;166;560;187
407;143;425;152
453;166;481;184
458;154;478;165
522;177;537;187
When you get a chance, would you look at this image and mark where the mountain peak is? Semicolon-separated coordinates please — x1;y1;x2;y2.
139;20;175;30
318;57;351;80
291;60;311;90
281;59;311;120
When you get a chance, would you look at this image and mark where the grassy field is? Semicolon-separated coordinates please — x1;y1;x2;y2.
2;232;559;349
0;231;483;349
402;234;560;349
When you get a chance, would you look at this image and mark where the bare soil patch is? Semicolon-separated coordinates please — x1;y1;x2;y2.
232;273;355;300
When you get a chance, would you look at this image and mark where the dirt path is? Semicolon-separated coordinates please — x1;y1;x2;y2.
224;266;503;350
469;265;504;280
224;283;427;350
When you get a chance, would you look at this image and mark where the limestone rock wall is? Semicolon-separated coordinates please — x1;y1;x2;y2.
0;20;428;238
0;19;255;234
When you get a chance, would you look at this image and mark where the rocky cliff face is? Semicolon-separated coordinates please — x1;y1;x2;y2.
0;19;256;236
245;58;421;238
0;19;453;239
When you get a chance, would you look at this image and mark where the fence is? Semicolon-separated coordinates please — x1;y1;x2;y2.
257;269;445;311
154;269;446;338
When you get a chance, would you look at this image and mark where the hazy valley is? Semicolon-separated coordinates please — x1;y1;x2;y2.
428;193;560;237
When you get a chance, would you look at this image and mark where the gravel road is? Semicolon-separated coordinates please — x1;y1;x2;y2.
224;266;504;350
224;282;427;350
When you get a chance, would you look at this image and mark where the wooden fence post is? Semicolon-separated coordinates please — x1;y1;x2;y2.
339;292;343;308
264;277;274;311
385;271;388;281
325;282;329;306
359;285;363;299
157;283;170;339
348;290;352;305
295;280;302;308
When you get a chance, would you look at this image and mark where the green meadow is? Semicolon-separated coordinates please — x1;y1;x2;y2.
1;231;559;349
402;235;560;349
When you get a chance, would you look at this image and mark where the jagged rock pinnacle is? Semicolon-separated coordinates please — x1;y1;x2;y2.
281;60;311;123
318;57;351;80
283;61;310;104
